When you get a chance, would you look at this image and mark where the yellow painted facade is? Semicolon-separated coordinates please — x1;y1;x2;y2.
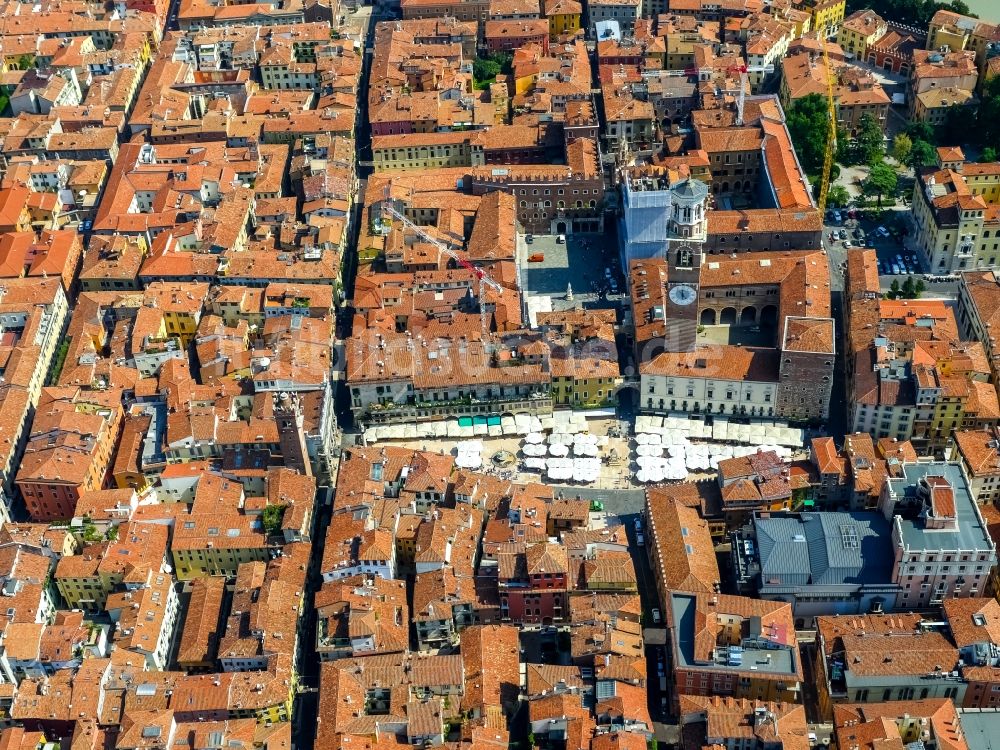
837;17;886;61
372;138;471;171
548;11;581;40
163;309;200;347
551;375;621;408
514;72;538;97
172;546;271;581
806;0;846;37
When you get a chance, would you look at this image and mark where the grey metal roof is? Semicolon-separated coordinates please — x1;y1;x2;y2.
958;710;1000;750
673;178;709;201
755;517;811;586
754;511;894;586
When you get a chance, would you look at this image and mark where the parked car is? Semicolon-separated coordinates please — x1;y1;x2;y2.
651;608;662;624
80;219;92;232
556;234;565;244
876;226;890;237
525;234;533;243
843;239;852;248
528;253;544;262
891;263;901;274
636;531;645;546
839;229;848;240
832;211;842;223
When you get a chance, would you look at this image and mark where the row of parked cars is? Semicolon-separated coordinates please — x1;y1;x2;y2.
878;252;919;275
829;227;864;248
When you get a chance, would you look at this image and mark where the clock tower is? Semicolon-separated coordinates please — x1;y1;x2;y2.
663;179;709;352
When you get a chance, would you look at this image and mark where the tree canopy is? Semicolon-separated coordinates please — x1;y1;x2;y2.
891;133;912;165
863;161;899;207
975;76;1000;155
473;57;501;86
473;52;513;87
908;139;938;172
904;121;935;145
786;94;831;176
856;114;885;165
845;0;975;27
826;185;851;208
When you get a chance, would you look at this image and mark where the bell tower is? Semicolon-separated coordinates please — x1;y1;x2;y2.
663;179;709;351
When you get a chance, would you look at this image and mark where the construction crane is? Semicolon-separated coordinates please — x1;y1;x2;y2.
378;186;503;335
817;41;839;213
725;64;775;127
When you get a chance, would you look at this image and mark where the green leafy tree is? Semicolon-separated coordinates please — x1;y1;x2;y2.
262;505;287;536
889;279;901;299
908;139;938;172
941;104;974;146
836;126;855;165
892;133;912;165
904;120;935;145
856;113;885;165
902;276;915;298
786;93;831;176
914;278;926;298
827;185;850;208
845;0;975;27
981;147;997;163
977;76;1000;153
864;161;898;207
486;50;514;74
943;0;974;17
473;57;500;85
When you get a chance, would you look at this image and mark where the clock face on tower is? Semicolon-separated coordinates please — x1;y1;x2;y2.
669;284;697;306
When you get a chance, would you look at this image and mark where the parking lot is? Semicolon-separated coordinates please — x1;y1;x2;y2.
823;206;963;300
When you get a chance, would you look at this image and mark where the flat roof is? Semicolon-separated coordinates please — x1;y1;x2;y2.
670;593;797;677
890;463;994;552
958;711;1000;750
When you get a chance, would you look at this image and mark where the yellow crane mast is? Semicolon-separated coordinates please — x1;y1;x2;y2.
817;39;838;213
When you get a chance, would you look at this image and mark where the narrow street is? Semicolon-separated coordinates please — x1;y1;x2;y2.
292;487;333;750
291;10;378;744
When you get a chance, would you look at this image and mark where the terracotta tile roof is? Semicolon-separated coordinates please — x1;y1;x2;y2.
811;437;846;477
680;695;809;750
524;664;585;697
943;597;1000;648
834;699;968;750
176;576;226;666
641;345;779;382
954;430;1000;477
646;494;720;594
783;316;835;354
835;629;958;677
459;625;520;718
